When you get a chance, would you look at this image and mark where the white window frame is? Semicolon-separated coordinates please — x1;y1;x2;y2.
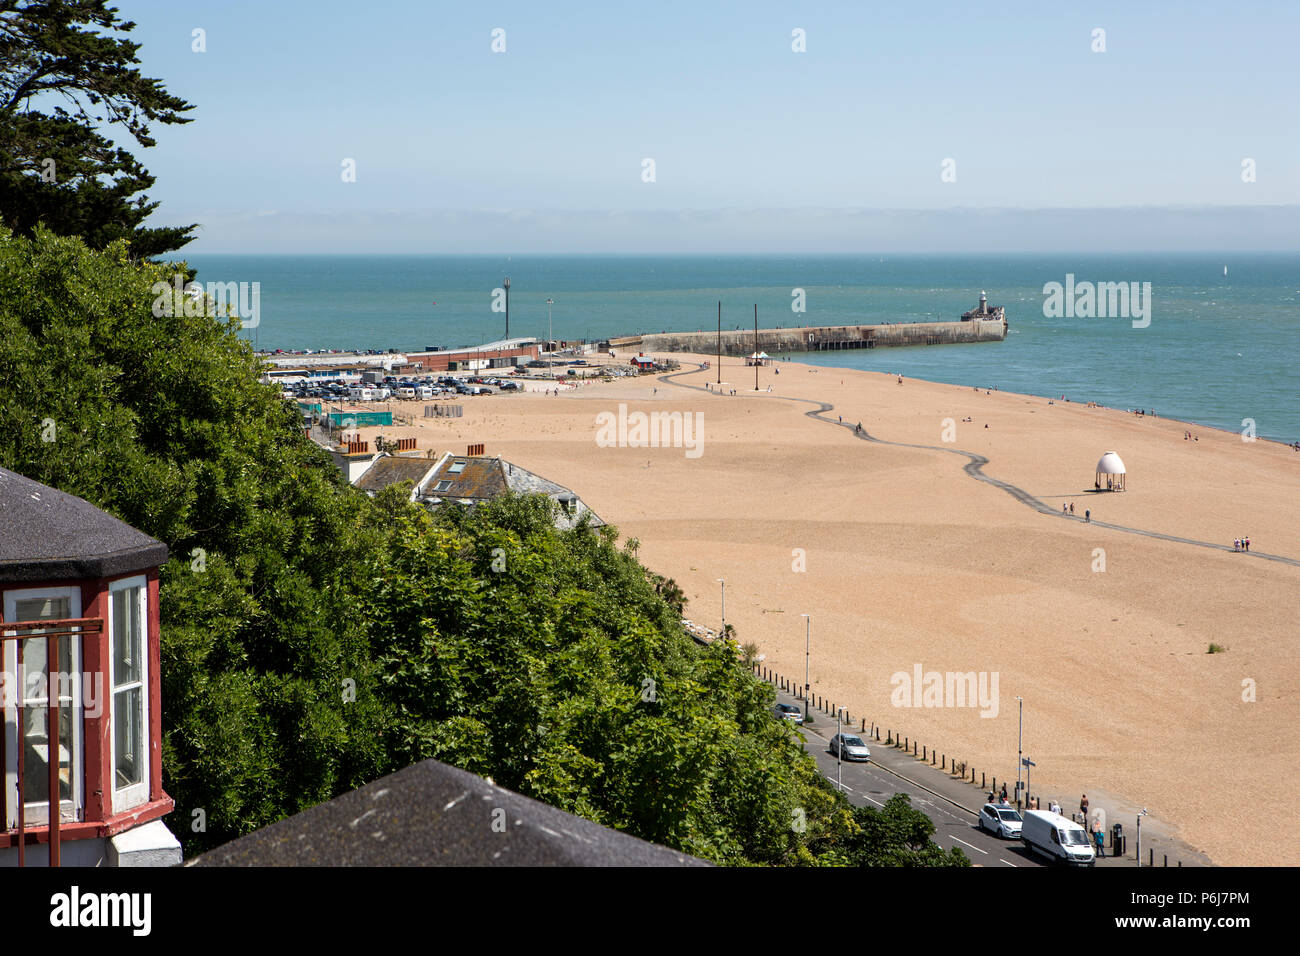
2;585;84;828
108;576;150;813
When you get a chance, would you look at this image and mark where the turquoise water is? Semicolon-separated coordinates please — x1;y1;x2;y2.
181;254;1300;442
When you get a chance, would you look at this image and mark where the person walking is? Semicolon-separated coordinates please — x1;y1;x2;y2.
1094;822;1106;858
1000;782;1008;804
1080;794;1089;825
1084;509;1090;523
1069;502;1075;515
1245;536;1250;552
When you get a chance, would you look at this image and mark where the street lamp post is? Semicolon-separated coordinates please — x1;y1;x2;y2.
1022;756;1035;811
1137;808;1147;867
836;707;844;791
716;578;725;638
1016;696;1024;809
503;277;511;339
546;297;554;374
801;613;811;722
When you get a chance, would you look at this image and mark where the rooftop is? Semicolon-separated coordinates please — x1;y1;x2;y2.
190;759;708;867
0;467;168;583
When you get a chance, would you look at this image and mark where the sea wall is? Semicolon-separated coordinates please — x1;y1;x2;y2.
613;318;1006;356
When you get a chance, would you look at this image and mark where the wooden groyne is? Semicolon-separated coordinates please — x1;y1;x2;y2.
611;317;1006;357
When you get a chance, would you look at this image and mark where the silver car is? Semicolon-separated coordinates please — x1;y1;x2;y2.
828;733;871;761
773;703;804;725
978;803;1023;839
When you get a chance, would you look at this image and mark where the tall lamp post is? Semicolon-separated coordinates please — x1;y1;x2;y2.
836;707;844;791
716;578;725;638
546;297;554;374
1136;808;1147;867
800;613;811;721
1016;696;1024;809
503;276;511;339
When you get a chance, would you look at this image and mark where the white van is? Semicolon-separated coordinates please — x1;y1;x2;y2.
358;387;376;402
1021;810;1095;866
416;385;434;400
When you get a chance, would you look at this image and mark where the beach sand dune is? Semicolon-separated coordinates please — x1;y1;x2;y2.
369;353;1299;865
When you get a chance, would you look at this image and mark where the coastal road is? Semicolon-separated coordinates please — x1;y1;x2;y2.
770;686;1040;868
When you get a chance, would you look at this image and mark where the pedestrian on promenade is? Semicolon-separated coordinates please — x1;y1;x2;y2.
1080;794;1089;824
1094;823;1106;858
1245;536;1250;552
1084;509;1090;523
1069;502;1075;515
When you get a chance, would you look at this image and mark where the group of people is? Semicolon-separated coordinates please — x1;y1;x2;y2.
1184;431;1199;441
1233;536;1251;552
1061;501;1076;515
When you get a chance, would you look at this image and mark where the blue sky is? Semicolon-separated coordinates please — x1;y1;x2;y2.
112;0;1300;251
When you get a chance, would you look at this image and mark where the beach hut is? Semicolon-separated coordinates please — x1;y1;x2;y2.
1095;451;1127;491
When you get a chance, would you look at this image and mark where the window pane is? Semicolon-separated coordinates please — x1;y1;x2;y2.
112;586;143;687
114;687;143;788
21;706;74;804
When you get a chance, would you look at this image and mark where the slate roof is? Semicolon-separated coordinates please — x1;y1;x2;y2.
0;466;168;583
419;456;508;503
416;456;603;529
353;455;437;494
190;759;708;867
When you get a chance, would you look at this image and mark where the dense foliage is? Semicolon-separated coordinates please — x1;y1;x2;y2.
1;0;196;258
0;228;967;867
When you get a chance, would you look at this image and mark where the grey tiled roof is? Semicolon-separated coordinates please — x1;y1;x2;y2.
190;759;708;867
0;467;168;583
354;455;437;493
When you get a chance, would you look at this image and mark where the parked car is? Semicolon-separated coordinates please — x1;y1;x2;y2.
978;803;1024;839
773;703;804;725
828;733;871;762
1020;810;1095;866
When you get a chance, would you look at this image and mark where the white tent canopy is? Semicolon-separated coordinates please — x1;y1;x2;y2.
1095;451;1127;490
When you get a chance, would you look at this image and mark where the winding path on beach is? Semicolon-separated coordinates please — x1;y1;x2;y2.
662;365;1300;568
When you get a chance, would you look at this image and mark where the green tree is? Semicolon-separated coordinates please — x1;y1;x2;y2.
0;0;197;258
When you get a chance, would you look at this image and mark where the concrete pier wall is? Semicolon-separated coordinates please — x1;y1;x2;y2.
611;318;1006;356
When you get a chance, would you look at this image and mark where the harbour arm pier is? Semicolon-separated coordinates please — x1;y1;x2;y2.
612;294;1006;357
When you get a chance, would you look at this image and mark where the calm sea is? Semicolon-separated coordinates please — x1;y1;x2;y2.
181;254;1300;442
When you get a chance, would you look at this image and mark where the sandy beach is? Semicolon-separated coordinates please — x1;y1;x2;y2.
359;353;1300;866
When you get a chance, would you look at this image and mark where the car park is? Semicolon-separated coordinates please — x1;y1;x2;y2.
978;803;1024;839
828;733;871;761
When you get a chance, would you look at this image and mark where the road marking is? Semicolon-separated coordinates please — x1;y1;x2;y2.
1000;859;1018;867
863;795;885;807
949;835;988;855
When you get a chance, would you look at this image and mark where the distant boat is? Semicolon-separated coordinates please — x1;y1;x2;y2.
1224;266;1228;276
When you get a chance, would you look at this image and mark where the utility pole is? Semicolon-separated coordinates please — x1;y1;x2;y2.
503;276;511;340
801;614;811;722
1016;696;1024;809
753;304;759;390
546;297;554;376
717;578;725;638
716;300;722;385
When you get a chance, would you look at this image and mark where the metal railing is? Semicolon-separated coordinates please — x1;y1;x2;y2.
1;615;103;867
